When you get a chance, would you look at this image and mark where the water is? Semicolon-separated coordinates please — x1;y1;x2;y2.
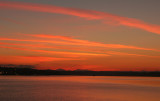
0;76;160;101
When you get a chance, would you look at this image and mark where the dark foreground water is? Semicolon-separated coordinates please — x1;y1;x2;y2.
0;76;160;101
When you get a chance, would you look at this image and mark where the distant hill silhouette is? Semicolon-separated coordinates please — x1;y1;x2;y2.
0;64;160;77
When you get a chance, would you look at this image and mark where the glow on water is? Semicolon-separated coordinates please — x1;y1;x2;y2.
0;76;160;101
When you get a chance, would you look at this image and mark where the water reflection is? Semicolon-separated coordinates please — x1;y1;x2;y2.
0;76;160;101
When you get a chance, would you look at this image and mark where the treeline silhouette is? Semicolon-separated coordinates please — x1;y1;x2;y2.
0;64;160;77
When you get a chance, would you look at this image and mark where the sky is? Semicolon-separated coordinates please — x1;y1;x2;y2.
0;0;160;71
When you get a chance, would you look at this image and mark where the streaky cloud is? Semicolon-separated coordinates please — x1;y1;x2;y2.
25;34;159;51
0;36;155;51
0;1;160;34
0;55;80;64
0;45;108;57
0;42;158;57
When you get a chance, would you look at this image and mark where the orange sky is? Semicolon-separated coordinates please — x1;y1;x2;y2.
0;1;160;71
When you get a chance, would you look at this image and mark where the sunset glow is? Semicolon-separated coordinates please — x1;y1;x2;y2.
0;0;160;71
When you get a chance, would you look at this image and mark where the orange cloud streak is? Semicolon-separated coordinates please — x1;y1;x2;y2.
0;45;108;57
0;1;160;34
0;55;79;64
0;42;159;57
106;51;155;57
26;34;159;51
0;36;157;51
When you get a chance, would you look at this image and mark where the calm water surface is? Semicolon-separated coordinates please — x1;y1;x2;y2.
0;76;160;101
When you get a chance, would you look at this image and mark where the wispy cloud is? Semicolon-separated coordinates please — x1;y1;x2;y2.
26;34;159;51
0;42;158;58
0;36;156;51
106;51;157;57
0;1;160;34
0;16;24;25
0;45;108;57
0;34;159;51
0;55;80;64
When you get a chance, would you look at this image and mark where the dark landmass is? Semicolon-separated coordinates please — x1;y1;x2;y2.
0;65;160;77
